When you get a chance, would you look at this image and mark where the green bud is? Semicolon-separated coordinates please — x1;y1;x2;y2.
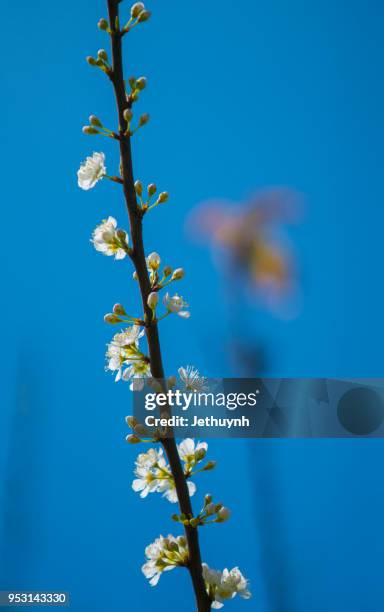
116;229;128;243
195;447;207;461
147;183;157;197
171;514;180;522
97;49;108;62
89;115;102;127
189;518;199;528
136;77;147;91
82;126;99;135
104;313;122;324
126;434;141;444
131;2;145;18
172;268;184;281
133;271;138;280
134;423;148;436
139;113;150;126
134;180;143;196
126;416;138;428
137;10;151;23
203;460;216;471
204;494;213;505
128;76;137;89
147;292;159;310
216;507;230;522
157;191;169;204
98;18;109;31
113;303;127;316
167;375;177;388
205;503;216;516
163;266;172;277
86;56;97;66
124;108;133;123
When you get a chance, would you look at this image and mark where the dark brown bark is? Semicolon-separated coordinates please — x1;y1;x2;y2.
105;2;211;610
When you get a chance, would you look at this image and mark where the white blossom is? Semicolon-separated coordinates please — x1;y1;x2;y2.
163;293;190;318
178;366;207;391
77;152;106;190
142;535;189;586
106;325;145;382
92;216;128;260
178;438;208;465
132;446;197;503
132;448;168;498
202;564;251;609
147;252;161;270
122;360;151;391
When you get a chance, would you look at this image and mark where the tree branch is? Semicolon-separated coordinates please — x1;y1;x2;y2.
106;2;211;610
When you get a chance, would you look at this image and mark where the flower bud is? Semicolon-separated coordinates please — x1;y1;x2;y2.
203;460;216;471
189;518;199;528
116;229;128;244
113;303;127;316
172;268;184;281
124;108;133;123
134;423;148;436
89;115;102;127
86;56;97;66
163;266;172;277
195;447;207;461
136;77;147;90
137;10;151;22
147;292;159;309
133;271;138;280
171;514;180;522
147;183;157;197
205;503;216;516
167;375;177;388
82;126;99;135
147;252;161;270
126;434;141;444
97;49;108;61
98;18;109;31
157;191;169;204
104;313;122;324
139;113;150;126
204;494;213;505
217;507;231;522
126;415;138;428
131;2;145;18
134;180;143;196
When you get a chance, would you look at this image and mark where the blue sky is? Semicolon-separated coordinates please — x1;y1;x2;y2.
1;0;384;610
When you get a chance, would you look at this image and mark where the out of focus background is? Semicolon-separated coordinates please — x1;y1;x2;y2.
2;0;384;610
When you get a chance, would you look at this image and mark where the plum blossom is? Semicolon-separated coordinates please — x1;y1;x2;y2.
122;360;151;391
163;293;190;318
92;216;129;259
178;366;207;392
77;151;106;190
178;438;208;466
106;325;146;382
132;447;196;503
142;535;189;586
202;564;251;609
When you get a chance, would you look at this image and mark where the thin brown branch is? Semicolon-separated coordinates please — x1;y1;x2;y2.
106;2;211;610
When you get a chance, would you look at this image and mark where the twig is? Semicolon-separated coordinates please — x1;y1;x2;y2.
106;2;211;610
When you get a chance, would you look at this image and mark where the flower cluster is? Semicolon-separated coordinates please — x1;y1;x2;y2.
106;325;150;388
92;216;129;260
202;564;251;609
131;439;212;503
173;494;230;528
142;535;189;586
